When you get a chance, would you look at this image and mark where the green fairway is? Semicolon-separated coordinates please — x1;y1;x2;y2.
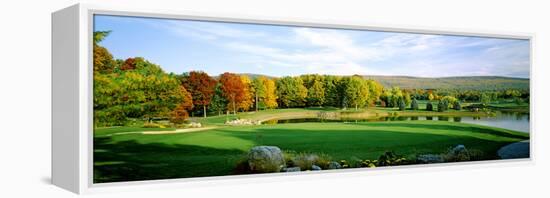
94;120;528;183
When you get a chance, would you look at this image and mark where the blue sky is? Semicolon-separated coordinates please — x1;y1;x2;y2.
94;15;530;78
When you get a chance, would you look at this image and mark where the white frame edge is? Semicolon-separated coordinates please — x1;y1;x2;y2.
52;3;535;194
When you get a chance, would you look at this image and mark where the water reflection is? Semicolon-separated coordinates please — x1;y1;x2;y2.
265;111;530;133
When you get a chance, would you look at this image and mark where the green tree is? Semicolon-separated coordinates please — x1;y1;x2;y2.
322;75;341;107
276;76;307;108
209;83;227;116
480;93;492;105
345;76;369;110
252;77;267;111
307;79;325;107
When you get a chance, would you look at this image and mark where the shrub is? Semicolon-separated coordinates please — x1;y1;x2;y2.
315;153;333;169
283;151;332;170
233;156;251;174
294;153;316;170
349;157;363;168
143;122;162;128
411;99;419;110
376;151;409;166
426;102;433;111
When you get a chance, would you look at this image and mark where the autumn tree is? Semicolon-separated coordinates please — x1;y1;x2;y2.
263;77;278;109
238;75;254;112
181;71;217;118
120;57;137;71
170;86;193;124
219;72;245;114
367;80;384;106
93;31;116;74
307;79;325;107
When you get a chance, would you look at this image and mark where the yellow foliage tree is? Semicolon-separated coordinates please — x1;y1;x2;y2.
263;77;278;109
238;75;254;111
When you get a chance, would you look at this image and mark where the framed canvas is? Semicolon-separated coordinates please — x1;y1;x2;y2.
52;3;534;194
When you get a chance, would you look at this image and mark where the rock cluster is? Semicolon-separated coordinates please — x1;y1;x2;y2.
225;119;262;126
416;154;444;163
188;122;202;128
417;145;470;163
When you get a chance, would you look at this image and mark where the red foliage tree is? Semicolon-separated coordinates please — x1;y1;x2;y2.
219;72;245;114
181;71;217;117
120;57;136;71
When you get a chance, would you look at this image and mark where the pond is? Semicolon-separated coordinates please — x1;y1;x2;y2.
264;111;530;133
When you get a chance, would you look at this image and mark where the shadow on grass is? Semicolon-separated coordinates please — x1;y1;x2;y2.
94;123;525;183
93;136;247;183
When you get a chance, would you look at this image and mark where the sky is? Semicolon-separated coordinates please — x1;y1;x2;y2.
94;15;530;78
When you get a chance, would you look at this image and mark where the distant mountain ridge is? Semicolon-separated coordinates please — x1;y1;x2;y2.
361;75;529;90
238;73;529;91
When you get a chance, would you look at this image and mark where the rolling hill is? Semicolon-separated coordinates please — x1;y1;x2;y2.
238;73;529;90
361;75;529;90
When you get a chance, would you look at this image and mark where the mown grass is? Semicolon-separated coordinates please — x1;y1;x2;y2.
94;120;528;183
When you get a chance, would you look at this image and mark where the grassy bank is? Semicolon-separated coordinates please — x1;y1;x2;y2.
94;120;528;183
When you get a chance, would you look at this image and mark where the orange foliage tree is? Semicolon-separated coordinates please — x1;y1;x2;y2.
219;72;245;114
170;86;194;124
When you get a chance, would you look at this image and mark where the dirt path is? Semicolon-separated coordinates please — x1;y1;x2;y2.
497;140;530;159
106;127;218;136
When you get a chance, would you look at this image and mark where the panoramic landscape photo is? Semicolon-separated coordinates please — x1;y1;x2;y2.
92;15;530;183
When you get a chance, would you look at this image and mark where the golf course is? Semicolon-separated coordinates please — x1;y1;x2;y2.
94;108;529;183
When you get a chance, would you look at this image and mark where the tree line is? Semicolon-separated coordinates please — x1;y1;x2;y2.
93;31;529;127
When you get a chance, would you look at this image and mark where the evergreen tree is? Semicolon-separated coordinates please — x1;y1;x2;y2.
426;102;433;111
411;98;419;110
398;99;406;111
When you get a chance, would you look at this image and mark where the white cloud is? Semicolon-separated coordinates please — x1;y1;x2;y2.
136;16;529;77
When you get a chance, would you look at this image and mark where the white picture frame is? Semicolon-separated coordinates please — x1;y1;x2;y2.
52;3;535;194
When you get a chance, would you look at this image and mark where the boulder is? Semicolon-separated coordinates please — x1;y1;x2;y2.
311;165;322;171
282;167;301;172
248;146;285;173
327;161;342;169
